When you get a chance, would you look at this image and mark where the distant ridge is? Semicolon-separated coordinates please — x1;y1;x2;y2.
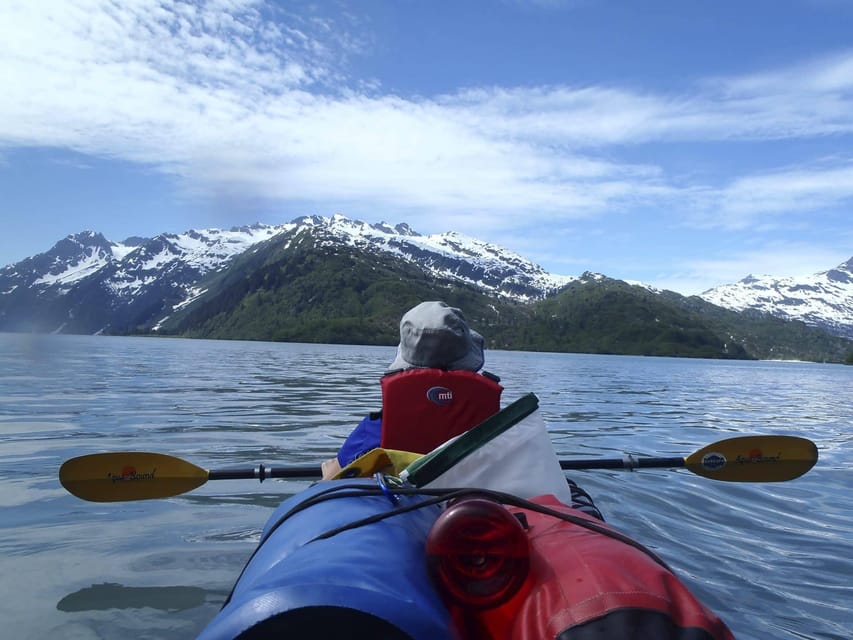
701;257;853;340
0;214;850;362
0;215;576;335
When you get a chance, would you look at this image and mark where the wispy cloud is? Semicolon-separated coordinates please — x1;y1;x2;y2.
715;162;853;225
448;48;853;145
2;0;853;243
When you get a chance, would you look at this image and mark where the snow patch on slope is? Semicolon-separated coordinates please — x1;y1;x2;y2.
701;258;853;339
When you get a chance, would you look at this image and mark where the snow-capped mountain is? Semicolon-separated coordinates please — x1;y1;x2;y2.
3;214;851;342
0;215;576;334
2;227;278;294
700;257;853;340
1;231;133;295
0;224;284;334
293;214;576;299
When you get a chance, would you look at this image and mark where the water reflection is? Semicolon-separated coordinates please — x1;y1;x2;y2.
57;582;226;612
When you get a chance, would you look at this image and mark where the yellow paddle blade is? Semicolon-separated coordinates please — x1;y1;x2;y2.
59;452;209;502
685;435;818;482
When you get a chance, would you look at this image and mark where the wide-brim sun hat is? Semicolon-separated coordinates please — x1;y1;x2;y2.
388;301;485;372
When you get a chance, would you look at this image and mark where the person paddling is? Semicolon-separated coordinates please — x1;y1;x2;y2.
319;300;604;520
321;301;500;479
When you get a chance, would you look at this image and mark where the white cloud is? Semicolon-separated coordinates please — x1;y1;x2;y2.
447;50;853;145
2;0;853;243
717;164;853;224
713;49;853;96
674;161;853;232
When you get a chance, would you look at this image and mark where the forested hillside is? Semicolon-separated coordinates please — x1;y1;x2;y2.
154;236;852;363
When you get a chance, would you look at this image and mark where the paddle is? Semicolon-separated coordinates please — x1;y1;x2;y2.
58;453;319;503
59;435;817;502
560;435;818;483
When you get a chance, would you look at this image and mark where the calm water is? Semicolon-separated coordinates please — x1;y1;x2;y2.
1;334;851;640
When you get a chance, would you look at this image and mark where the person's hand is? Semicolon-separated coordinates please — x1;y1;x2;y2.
321;457;341;480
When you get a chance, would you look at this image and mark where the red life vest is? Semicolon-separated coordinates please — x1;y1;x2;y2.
379;368;503;454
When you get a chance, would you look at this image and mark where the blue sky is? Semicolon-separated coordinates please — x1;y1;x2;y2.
2;0;853;295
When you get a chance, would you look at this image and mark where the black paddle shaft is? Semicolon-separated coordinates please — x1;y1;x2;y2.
207;459;688;480
560;456;685;471
208;464;321;481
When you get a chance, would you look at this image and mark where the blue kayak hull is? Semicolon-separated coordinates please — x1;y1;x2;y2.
197;479;454;640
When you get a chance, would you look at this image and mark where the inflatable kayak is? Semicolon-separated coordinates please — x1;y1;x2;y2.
197;476;733;640
197;393;735;639
57;395;818;639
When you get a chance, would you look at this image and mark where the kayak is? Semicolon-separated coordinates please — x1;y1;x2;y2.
58;392;776;639
197;479;450;639
197;476;734;640
196;393;735;639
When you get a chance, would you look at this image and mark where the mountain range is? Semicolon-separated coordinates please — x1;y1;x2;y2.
1;214;851;362
701;260;853;340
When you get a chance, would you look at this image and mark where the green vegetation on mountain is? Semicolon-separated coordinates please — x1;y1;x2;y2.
499;278;749;358
658;290;853;362
161;231;498;344
152;235;852;363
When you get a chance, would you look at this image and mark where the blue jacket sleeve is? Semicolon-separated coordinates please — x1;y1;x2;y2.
337;413;383;467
